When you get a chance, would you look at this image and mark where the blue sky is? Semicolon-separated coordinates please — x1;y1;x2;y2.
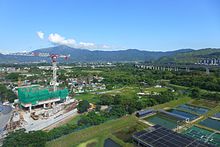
0;0;220;53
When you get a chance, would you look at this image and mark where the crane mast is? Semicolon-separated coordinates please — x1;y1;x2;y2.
50;55;59;91
10;52;70;91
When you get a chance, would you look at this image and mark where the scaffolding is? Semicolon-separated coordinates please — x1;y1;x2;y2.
18;85;68;105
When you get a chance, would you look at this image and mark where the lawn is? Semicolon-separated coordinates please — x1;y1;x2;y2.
65;115;81;126
190;99;219;108
81;70;103;73
74;93;100;103
74;86;170;104
77;138;98;147
106;86;139;95
46;115;146;147
74;86;139;103
144;87;167;93
113;121;148;143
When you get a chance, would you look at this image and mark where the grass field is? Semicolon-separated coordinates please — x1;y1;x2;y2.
77;138;98;147
74;86;170;105
65;115;81;126
190;99;219;108
81;70;103;73
74;93;100;103
46;115;148;147
144;87;167;93
74;86;138;103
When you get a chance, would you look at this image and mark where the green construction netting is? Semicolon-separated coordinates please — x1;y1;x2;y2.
18;85;68;104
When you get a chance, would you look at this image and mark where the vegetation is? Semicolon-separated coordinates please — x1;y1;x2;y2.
6;73;20;82
157;48;220;64
0;84;17;102
3;129;47;147
171;74;220;92
2;63;220;147
77;100;90;113
46;116;146;147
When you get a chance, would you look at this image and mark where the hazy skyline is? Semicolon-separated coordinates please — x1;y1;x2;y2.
0;0;220;53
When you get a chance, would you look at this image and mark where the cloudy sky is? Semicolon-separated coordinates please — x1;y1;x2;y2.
0;0;220;53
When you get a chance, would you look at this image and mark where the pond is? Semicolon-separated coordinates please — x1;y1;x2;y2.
176;104;208;115
104;138;121;147
199;118;220;131
168;109;199;121
145;113;178;129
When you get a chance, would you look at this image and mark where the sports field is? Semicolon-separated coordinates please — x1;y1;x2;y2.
182;126;220;146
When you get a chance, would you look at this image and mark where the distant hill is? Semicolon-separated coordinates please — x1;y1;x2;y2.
157;48;220;64
30;45;193;62
1;45;219;63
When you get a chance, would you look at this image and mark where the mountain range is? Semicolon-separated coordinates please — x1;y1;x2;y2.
0;45;219;64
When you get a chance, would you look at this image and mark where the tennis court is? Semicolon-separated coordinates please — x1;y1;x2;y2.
183;126;220;146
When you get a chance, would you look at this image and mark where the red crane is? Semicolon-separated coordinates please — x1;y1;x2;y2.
13;52;70;91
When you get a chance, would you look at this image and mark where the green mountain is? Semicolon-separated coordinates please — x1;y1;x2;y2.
157;48;220;64
1;46;220;64
0;46;193;63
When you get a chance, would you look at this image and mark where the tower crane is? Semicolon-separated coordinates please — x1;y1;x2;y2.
14;52;70;91
49;54;70;91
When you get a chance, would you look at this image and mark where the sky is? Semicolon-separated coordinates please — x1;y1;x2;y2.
0;0;220;53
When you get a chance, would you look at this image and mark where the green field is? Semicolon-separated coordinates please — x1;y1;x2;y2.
144;87;167;93
46;116;148;147
74;86;170;104
74;93;100;103
190;99;219;108
66;115;81;126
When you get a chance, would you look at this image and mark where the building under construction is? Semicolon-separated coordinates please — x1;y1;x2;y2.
18;85;68;111
17;53;70;112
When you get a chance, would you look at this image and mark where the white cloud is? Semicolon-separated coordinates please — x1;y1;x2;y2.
48;33;76;46
45;32;112;50
78;42;96;49
101;45;111;49
37;31;44;39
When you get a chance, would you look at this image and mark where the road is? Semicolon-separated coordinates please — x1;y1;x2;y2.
24;109;78;132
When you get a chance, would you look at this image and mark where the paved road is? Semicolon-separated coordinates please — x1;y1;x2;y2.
24;109;78;132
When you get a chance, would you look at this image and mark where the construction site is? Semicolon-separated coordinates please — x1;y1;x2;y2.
0;53;78;139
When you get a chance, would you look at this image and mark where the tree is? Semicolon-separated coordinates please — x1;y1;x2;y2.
99;94;114;105
77;111;108;126
6;73;20;82
109;105;127;118
95;104;101;111
0;84;17;102
3;129;47;147
189;87;201;98
77;100;90;113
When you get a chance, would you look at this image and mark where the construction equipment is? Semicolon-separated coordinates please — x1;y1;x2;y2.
30;112;39;120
